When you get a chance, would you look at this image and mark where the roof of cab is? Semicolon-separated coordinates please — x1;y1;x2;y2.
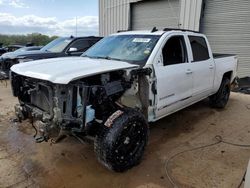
112;29;199;36
112;30;165;36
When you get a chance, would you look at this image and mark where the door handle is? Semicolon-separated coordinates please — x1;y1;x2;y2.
209;65;214;69
186;69;193;74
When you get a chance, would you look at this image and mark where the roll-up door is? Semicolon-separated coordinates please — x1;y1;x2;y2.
131;0;180;30
200;0;250;78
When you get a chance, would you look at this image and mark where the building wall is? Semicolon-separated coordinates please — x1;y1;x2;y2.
180;0;203;31
99;0;143;36
99;0;203;36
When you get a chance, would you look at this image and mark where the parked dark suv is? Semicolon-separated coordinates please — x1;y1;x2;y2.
0;36;102;78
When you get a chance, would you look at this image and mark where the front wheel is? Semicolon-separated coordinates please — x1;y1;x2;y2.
94;108;149;172
209;78;231;108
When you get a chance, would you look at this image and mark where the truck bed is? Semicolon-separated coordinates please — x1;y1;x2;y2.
213;53;236;59
213;54;238;91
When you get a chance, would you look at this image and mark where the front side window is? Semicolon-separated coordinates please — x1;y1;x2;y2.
162;36;187;66
83;35;160;66
41;37;73;53
69;39;90;52
189;36;209;62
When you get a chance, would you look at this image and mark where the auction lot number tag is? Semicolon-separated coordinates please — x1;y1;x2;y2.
132;38;151;43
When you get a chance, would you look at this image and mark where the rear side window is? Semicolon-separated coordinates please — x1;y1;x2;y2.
189;36;209;61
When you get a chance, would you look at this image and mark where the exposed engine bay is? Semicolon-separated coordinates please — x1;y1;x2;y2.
10;68;151;143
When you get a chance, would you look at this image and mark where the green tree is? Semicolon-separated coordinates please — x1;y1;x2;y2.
0;33;59;47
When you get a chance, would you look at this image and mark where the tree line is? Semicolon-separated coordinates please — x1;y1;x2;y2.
0;33;58;47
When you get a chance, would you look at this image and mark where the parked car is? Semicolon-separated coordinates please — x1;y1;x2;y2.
0;43;5;56
10;29;238;172
14;46;43;53
1;46;43;58
0;43;36;56
0;36;102;78
5;45;24;52
0;47;6;56
0;46;43;79
0;45;24;56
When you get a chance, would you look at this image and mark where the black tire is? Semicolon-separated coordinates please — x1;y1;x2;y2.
209;78;231;108
94;108;149;172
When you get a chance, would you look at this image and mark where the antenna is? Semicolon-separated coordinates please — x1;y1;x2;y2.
75;16;78;37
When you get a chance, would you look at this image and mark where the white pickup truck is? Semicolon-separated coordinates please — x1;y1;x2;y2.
10;29;238;172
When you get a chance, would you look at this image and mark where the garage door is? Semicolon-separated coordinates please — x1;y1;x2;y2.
131;0;180;30
200;0;250;78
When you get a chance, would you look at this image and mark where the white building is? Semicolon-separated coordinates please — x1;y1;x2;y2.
99;0;250;78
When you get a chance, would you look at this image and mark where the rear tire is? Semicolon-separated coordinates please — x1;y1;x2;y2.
94;108;149;172
209;78;231;108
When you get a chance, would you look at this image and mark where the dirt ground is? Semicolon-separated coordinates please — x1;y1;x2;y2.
1;81;250;188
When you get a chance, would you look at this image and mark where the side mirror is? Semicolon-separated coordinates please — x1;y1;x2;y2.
68;47;78;53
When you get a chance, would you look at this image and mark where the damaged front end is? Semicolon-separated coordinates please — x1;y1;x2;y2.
10;70;134;142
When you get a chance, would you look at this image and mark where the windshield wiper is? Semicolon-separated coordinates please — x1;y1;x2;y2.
83;55;124;62
88;56;109;59
97;56;124;61
81;55;101;59
108;57;124;62
102;56;112;60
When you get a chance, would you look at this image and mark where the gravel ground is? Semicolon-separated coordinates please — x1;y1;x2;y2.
0;81;250;188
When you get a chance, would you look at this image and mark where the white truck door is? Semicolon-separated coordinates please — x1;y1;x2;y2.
153;35;193;119
187;35;215;97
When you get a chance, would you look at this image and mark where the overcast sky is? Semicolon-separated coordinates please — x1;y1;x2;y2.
0;0;99;36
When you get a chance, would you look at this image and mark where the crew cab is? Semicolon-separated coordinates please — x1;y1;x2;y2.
10;29;238;172
0;36;102;78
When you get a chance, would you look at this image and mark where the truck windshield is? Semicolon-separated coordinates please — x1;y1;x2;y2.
41;38;73;53
82;35;160;65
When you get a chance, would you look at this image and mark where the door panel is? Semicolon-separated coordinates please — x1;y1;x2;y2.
154;63;192;118
153;34;193;119
190;60;214;96
188;35;215;96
